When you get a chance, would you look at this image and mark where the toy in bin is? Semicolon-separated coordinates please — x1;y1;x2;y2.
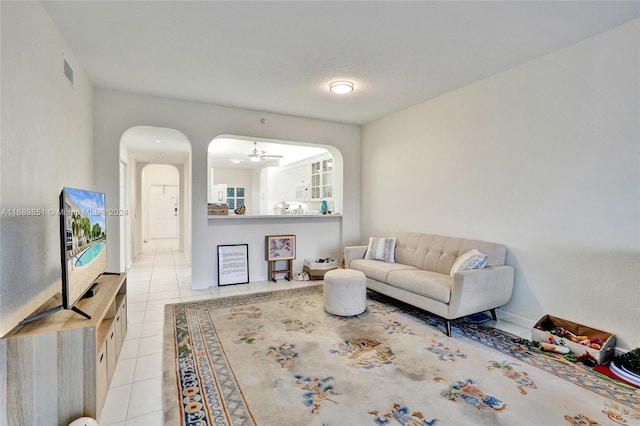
532;315;616;365
538;342;570;354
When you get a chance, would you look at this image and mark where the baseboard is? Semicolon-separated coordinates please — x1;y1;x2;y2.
496;309;537;330
615;347;629;356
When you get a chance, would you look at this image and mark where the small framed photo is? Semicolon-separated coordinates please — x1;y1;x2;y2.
217;244;249;286
265;235;296;261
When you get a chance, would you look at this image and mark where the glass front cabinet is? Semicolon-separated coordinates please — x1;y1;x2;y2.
311;158;332;200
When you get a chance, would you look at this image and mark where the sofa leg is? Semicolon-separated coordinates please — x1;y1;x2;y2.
445;320;452;337
489;309;497;321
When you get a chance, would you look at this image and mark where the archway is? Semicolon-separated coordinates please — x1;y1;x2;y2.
119;126;192;268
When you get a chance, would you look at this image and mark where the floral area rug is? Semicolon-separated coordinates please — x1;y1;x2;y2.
163;285;640;426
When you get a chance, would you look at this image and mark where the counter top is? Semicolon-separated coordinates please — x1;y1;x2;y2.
208;214;341;219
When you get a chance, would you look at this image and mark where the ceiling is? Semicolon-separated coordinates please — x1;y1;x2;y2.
42;1;639;163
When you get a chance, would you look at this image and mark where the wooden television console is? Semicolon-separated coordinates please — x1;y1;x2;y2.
0;272;127;426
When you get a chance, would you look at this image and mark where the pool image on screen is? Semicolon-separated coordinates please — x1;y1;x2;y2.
18;187;108;325
61;187;107;309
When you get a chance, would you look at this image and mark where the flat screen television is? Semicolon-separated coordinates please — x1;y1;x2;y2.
20;187;108;325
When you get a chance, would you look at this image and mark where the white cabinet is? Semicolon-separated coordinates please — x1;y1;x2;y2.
275;157;332;203
310;156;333;200
296;164;311;185
277;168;296;201
294;164;311;200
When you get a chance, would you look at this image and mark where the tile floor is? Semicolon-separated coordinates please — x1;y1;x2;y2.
99;238;531;426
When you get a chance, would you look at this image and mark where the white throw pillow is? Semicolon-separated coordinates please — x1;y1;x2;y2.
364;237;397;263
450;249;488;276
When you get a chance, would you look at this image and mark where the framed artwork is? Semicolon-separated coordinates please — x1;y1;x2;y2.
265;235;296;261
217;244;249;286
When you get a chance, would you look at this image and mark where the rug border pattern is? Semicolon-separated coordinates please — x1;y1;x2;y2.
163;285;640;425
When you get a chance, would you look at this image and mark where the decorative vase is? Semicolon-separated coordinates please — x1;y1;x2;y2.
321;200;328;214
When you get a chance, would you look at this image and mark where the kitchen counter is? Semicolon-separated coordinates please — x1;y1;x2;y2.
208;213;341;219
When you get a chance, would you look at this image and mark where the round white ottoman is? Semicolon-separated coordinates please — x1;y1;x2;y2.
323;269;367;316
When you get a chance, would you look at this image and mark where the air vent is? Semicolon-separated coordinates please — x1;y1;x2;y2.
63;58;74;87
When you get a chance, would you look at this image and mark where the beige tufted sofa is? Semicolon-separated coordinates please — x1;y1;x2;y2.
344;231;514;336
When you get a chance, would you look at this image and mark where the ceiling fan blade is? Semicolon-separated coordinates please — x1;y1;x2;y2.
246;142;282;160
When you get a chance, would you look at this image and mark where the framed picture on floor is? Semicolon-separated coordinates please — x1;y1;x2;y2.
217;244;249;286
265;234;296;261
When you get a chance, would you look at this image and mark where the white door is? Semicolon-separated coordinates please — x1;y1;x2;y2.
149;184;178;239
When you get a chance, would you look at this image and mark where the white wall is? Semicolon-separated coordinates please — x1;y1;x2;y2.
209;216;342;284
118;144;135;269
0;2;94;337
128;158;138;263
182;158;192;264
93;90;361;287
361;20;639;349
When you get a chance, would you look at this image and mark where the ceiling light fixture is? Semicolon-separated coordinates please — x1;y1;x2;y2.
154;139;163;143
329;80;354;95
249;156;261;162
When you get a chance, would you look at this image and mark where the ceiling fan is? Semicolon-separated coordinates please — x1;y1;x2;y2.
247;142;283;162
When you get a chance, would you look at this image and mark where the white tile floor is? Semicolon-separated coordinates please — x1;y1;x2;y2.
99;238;530;426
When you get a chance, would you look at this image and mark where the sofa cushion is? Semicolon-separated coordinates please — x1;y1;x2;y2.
350;259;417;283
449;249;488;277
386;269;453;304
364;237;397;262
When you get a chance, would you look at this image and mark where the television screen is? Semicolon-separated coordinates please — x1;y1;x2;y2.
60;187;107;309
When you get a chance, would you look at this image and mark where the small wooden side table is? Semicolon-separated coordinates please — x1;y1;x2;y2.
267;259;293;282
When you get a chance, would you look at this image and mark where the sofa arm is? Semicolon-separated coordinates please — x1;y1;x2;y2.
344;246;367;268
448;265;514;319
